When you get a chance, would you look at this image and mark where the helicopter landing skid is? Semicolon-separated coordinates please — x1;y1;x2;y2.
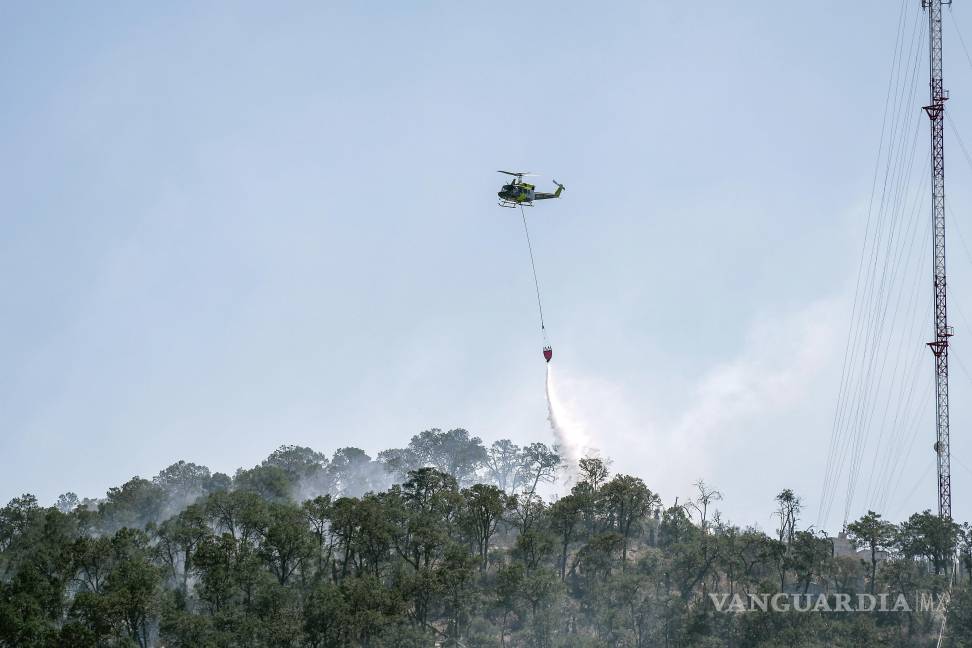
498;201;533;208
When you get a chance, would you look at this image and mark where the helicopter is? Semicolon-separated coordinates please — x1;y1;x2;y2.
497;171;565;208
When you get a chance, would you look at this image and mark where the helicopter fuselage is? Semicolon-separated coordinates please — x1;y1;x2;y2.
498;182;535;205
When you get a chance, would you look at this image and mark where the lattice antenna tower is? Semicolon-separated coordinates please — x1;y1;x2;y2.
921;0;953;520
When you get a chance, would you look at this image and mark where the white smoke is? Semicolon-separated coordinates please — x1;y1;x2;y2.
545;364;591;481
535;298;840;519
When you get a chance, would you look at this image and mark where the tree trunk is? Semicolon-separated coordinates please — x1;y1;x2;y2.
560;542;568;581
870;546;877;595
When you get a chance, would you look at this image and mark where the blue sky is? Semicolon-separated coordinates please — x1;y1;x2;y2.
2;0;971;532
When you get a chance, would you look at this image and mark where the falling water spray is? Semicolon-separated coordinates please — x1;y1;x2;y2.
545;364;588;480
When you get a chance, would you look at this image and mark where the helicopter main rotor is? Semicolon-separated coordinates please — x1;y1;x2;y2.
497;170;537;179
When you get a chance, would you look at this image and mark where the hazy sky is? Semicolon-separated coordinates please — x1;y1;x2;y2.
3;1;972;532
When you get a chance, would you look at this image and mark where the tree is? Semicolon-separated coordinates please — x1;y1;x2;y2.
71;535;113;595
204;489;267;543
204;472;232;494
945;586;972;648
959;522;972;582
686;480;721;598
153;461;212;505
430;429;487;486
154;503;210;595
512;505;555;574
788;530;832;594
264;445;332;498
518;571;563;648
328;496;362;579
328;447;384;497
573;456;611;537
377;447;422;483
460;484;508;571
548;493;582;581
100;478;166;531
264;445;328;479
897;510;959;574
0;494;41;554
350;493;393;578
437;543;478;644
517;443;562;497
846;510;897;593
233;465;295;502
773;488;801;544
190;533;237;615
303;579;349;647
494;563;524;647
392;428;488;487
55;492;80;514
485;439;522;492
686;479;722;537
0;503;76;645
392;468;460;572
259;503;314;586
303;495;334;576
600;475;659;566
103;528;162;648
657;504;697;548
578;457;610;492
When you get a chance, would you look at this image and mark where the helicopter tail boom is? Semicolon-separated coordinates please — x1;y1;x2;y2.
533;181;565;200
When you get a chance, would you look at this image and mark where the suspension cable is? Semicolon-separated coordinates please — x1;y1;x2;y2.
519;204;546;332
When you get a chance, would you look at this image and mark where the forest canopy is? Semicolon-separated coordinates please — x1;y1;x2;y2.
1;428;970;647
